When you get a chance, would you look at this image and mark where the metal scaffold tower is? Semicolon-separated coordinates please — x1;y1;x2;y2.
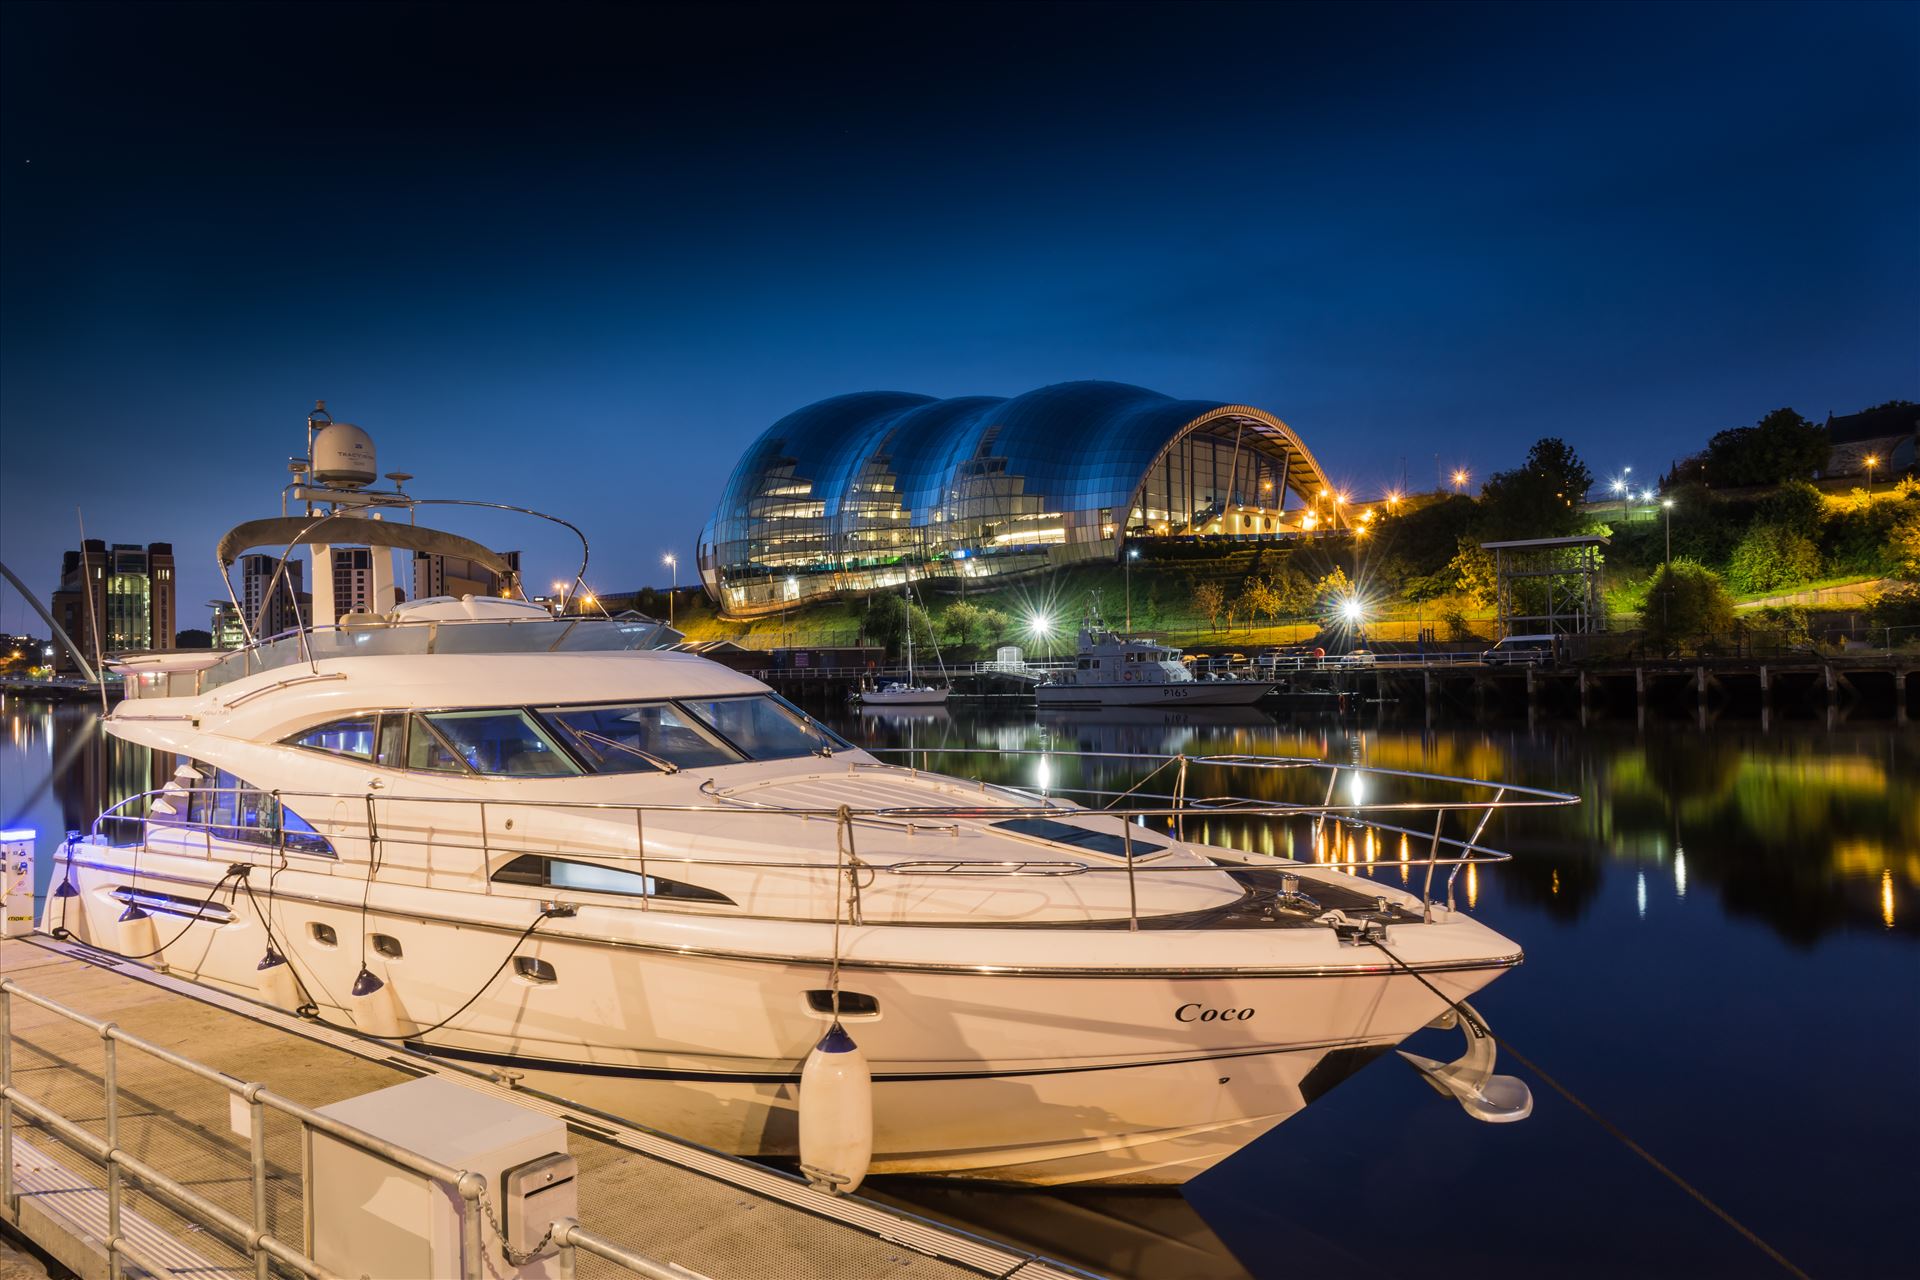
1481;535;1609;638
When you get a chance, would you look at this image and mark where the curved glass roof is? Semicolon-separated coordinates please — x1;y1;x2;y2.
701;381;1336;613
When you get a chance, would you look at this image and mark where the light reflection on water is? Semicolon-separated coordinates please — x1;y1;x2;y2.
2;696;1912;1279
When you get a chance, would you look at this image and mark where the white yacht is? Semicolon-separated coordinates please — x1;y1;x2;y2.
1036;626;1277;707
39;409;1569;1188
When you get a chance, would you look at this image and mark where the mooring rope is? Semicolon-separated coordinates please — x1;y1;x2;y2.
1364;937;1814;1280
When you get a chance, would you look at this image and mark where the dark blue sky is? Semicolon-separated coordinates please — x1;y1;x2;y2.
2;1;1914;633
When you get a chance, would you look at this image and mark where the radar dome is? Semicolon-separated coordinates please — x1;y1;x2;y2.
312;423;377;489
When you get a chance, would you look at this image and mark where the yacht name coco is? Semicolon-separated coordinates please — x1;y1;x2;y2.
42;406;1576;1189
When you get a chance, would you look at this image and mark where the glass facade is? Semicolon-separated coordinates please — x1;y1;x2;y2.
700;381;1339;616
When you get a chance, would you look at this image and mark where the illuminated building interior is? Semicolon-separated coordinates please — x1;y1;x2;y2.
700;381;1341;616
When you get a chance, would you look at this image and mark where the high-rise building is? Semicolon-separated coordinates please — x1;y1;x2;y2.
331;546;375;617
50;541;175;672
413;549;521;601
237;554;306;638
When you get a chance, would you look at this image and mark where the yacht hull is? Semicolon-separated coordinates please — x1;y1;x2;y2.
1035;681;1276;708
44;848;1513;1186
857;689;951;706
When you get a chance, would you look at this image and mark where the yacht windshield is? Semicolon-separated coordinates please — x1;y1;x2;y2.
423;710;581;777
537;703;740;774
679;694;846;761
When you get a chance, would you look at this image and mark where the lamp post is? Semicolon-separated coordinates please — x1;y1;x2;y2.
662;553;677;626
1865;453;1880;490
1451;468;1469;494
1661;497;1674;637
1125;546;1139;631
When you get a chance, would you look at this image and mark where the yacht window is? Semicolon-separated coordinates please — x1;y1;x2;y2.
407;715;470;773
992;816;1165;859
491;854;733;903
1077;658;1089;670
376;715;407;768
168;764;334;856
287;716;376;759
423;710;580;777
537;702;739;774
677;695;847;761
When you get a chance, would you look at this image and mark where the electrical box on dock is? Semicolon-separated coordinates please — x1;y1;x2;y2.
306;1075;576;1280
1;828;33;939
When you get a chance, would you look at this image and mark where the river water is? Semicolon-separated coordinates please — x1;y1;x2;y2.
2;695;1911;1279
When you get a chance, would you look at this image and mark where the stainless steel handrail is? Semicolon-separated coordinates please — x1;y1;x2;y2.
0;978;707;1280
79;749;1574;921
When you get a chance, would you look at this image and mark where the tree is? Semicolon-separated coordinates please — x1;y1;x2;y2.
1757;478;1825;529
867;594;935;659
1447;538;1497;608
1311;567;1354;612
1191;580;1225;630
1727;524;1821;595
1642;559;1736;651
174;628;213;649
941;600;983;645
1701;408;1827;487
1892;506;1920;581
1271;562;1315;617
1477;437;1593;539
1239;576;1282;629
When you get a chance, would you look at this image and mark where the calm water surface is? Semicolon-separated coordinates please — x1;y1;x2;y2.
2;696;1911;1279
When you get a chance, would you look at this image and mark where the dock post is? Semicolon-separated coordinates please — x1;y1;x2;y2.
1825;664;1837;705
1759;665;1770;704
1525;664;1537;706
249;1086;270;1280
1697;665;1708;709
1897;669;1908;726
102;1025;123;1280
1635;666;1646;708
1;985;12;1217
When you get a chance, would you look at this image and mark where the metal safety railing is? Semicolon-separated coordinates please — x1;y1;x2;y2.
0;979;707;1280
76;750;1578;927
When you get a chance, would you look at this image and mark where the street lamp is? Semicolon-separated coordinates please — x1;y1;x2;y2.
1125;546;1140;631
1661;497;1675;635
1452;469;1469;492
1865;454;1880;489
662;553;677;626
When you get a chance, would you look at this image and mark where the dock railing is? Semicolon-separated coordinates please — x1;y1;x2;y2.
0;978;708;1280
80;750;1578;927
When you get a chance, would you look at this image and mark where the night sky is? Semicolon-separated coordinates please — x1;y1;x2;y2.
2;1;1914;633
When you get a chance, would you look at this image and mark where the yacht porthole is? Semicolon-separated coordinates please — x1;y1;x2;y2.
513;956;557;985
309;923;337;947
371;934;403;960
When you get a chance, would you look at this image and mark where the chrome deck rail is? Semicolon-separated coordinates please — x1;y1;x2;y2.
78;750;1576;925
0;979;708;1280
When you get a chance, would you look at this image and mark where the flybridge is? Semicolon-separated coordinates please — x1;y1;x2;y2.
101;400;682;699
115;605;681;700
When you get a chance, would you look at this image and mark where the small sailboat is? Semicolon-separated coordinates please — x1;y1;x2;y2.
857;584;950;706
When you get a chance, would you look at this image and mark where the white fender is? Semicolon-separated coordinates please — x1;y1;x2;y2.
798;1024;873;1194
116;904;160;963
255;949;299;1008
347;965;408;1038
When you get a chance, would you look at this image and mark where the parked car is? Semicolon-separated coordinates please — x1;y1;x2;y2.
1481;634;1558;666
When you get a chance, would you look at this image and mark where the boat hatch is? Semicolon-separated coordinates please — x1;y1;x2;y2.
990;817;1168;859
